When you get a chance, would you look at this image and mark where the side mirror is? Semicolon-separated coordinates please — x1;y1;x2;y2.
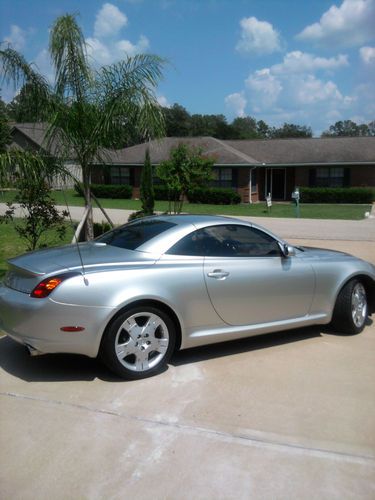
278;242;296;258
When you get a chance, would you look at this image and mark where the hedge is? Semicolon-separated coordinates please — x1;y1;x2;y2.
187;187;241;205
153;184;175;201
299;187;374;204
74;183;132;199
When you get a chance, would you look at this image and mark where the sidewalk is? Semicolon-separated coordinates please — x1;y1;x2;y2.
1;203;375;242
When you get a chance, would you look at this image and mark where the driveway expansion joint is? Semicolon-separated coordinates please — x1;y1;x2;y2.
2;391;374;465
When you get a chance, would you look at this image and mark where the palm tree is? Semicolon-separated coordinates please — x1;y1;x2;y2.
0;14;165;239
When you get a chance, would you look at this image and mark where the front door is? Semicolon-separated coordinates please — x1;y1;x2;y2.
266;168;286;200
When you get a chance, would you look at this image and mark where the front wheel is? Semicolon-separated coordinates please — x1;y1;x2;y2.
331;279;368;335
100;306;176;380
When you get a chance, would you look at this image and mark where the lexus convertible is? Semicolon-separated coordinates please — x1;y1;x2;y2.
0;215;374;379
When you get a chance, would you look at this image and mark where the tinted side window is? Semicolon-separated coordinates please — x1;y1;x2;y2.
168;225;281;257
167;228;210;256
96;219;176;250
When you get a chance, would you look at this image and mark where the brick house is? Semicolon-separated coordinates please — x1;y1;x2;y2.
9;123;375;202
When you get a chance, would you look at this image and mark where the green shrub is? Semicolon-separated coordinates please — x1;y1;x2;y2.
187;187;241;205
300;187;374;204
93;221;111;237
153;184;171;200
74;183;132;199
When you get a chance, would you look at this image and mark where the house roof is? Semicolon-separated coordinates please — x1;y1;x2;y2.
103;136;260;165
9;122;63;157
106;135;375;167
10;123;375;167
226;136;375;165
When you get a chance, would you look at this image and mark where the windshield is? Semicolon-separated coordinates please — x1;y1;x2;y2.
95;219;176;250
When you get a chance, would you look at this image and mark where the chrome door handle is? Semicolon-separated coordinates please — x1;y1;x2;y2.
207;269;230;280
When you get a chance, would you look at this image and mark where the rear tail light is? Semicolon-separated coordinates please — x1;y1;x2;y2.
30;272;80;298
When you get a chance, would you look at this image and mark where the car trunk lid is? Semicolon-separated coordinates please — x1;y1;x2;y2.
4;243;156;294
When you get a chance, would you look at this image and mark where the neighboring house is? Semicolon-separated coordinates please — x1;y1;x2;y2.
93;135;375;202
9;122;81;188
10;124;375;202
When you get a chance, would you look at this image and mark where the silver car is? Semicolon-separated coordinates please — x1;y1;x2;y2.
0;215;374;379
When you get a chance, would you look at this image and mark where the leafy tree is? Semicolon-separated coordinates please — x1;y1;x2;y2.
157;143;214;213
256;120;271;139
322;120;375;137
0;13;166;240
271;123;313;138
164;104;191;136
190;113;230;138
0;96;11;152
230;117;259;139
140;147;154;215
0;151;69;250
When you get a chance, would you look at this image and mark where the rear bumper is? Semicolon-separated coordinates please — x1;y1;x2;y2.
0;283;116;358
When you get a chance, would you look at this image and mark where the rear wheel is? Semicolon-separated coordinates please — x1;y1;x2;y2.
331;279;368;335
101;306;176;379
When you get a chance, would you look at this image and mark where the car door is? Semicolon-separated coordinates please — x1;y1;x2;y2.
201;224;315;326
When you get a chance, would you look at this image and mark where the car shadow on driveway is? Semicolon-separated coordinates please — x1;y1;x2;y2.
0;336;121;383
171;327;323;366
0;327;322;383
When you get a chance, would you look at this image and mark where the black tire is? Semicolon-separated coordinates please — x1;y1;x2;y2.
100;305;176;380
331;279;368;335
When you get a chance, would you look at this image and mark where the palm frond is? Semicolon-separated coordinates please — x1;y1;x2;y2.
49;14;92;101
95;54;166;145
0;150;74;187
0;46;53;119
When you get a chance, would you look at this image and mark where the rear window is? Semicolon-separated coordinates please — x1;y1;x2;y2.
96;219;176;250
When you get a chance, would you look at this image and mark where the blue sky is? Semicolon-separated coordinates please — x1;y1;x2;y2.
1;0;374;135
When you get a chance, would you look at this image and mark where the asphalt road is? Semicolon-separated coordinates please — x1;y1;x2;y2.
1;213;375;499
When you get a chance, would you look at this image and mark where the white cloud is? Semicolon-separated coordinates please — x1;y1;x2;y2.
245;69;282;107
86;37;112;65
86;4;149;65
224;92;247;117
116;35;149;56
297;0;375;48
272;51;349;74
86;35;150;64
4;24;27;50
294;75;344;104
157;95;170;108
359;46;375;64
229;45;359;133
94;3;128;38
236;17;282;55
87;34;149;65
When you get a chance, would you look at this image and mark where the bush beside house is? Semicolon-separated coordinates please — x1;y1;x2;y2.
300;187;374;204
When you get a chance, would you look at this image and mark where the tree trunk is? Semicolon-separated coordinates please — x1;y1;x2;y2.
82;164;94;241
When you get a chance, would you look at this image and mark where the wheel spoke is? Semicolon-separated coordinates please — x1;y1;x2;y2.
135;351;150;371
122;317;142;342
141;314;163;338
154;338;169;353
116;340;136;359
351;283;367;328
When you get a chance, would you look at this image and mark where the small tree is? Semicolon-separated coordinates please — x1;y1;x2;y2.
140;147;155;216
0;151;69;251
157;143;214;213
1;179;68;251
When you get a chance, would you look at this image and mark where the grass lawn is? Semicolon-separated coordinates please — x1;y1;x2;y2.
0;189;371;220
0;221;74;280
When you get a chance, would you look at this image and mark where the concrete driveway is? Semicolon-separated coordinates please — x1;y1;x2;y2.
1;215;375;499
